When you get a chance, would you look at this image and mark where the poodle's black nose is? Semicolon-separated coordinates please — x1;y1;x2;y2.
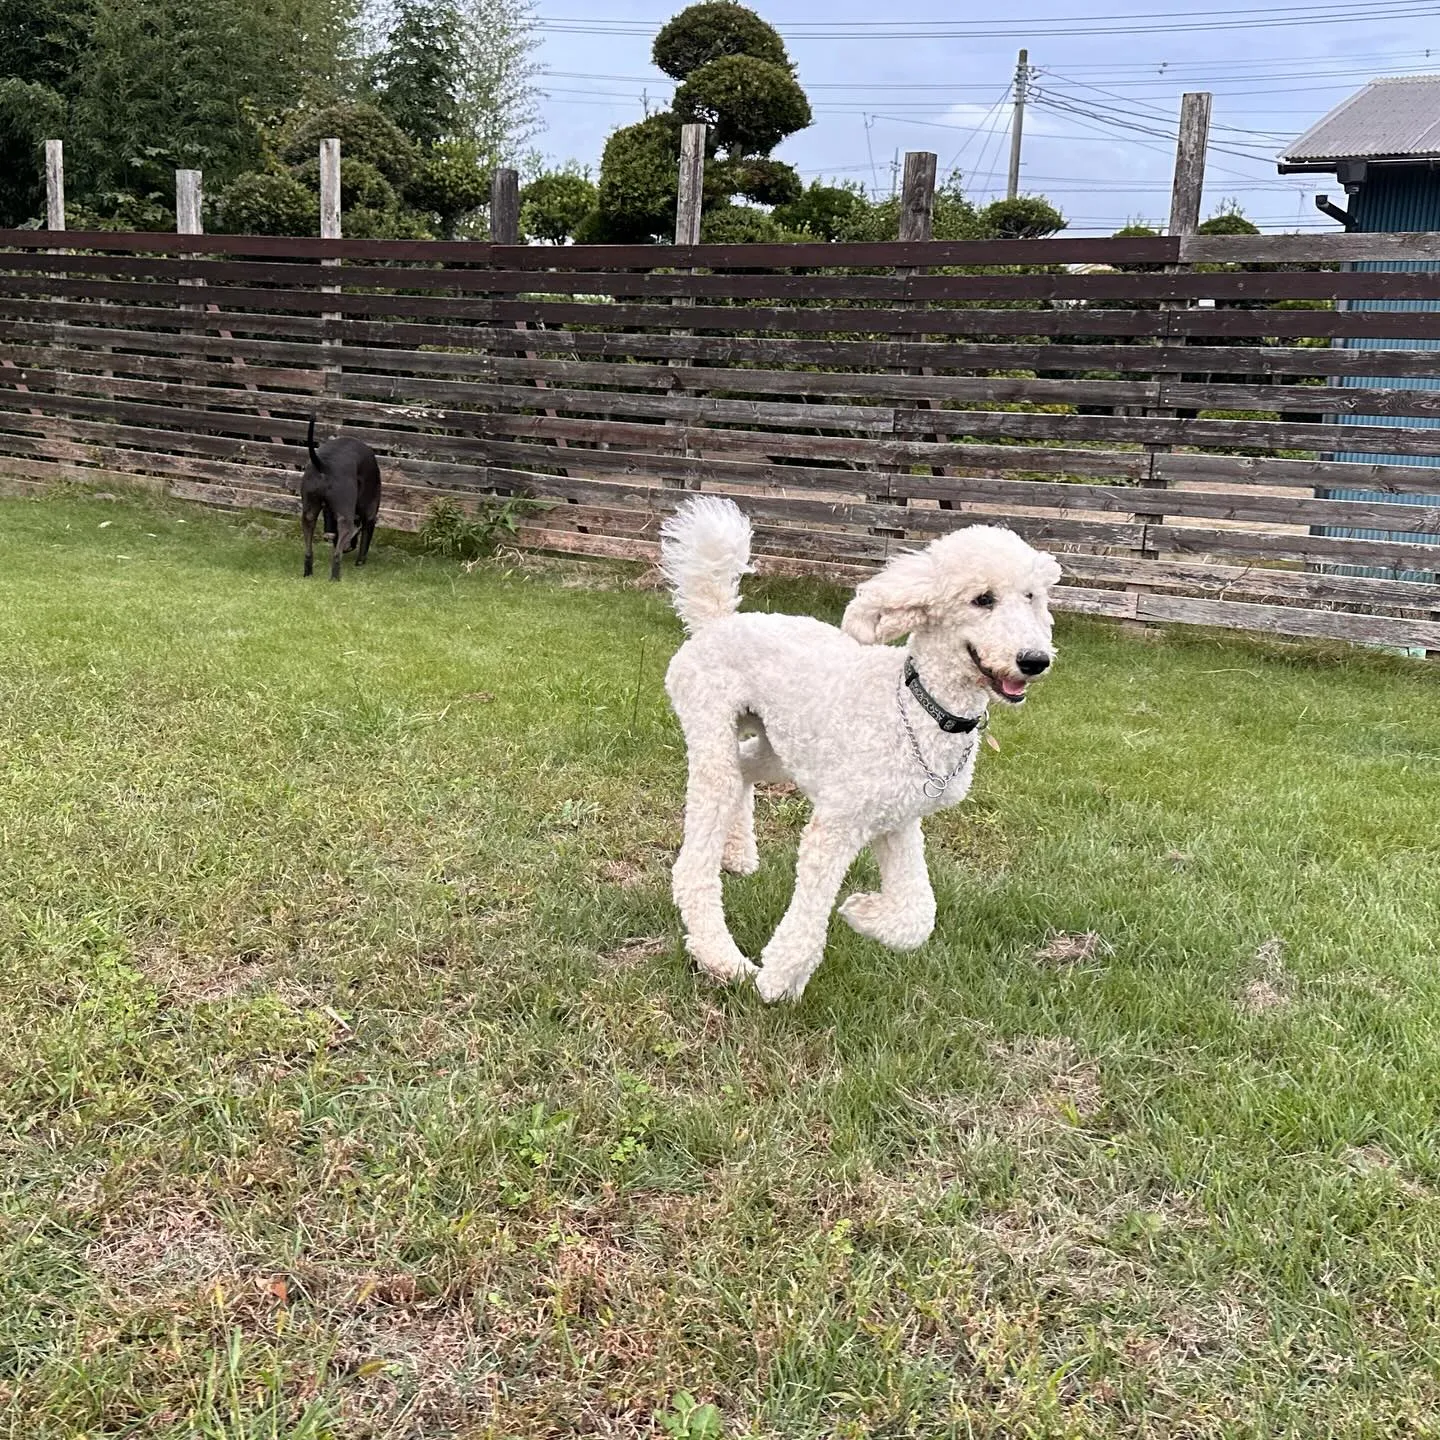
1016;651;1052;676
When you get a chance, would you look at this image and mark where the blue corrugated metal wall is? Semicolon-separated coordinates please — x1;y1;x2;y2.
1322;168;1440;582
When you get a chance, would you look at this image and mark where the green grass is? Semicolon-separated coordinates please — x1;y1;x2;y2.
1;489;1439;1439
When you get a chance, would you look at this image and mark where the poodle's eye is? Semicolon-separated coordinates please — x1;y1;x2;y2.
972;591;996;609
1025;591;1035;601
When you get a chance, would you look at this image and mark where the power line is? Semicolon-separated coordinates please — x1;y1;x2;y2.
537;1;1440;39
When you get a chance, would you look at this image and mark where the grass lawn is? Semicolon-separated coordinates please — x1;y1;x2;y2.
1;489;1439;1439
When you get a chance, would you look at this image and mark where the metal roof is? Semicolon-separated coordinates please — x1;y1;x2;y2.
1282;76;1440;168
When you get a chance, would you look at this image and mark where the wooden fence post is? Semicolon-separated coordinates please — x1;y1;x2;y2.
898;150;936;242
665;124;707;490
176;169;202;236
490;168;520;244
675;124;706;246
45;141;65;230
319;138;342;242
1168;92;1213;239
1133;91;1212;587
319;138;341;390
892;152;944;527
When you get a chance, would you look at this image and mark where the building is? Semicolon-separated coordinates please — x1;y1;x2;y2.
1279;76;1440;584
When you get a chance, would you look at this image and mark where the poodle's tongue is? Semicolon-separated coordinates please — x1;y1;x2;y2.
997;675;1027;700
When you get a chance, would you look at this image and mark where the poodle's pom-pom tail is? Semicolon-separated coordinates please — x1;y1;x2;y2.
660;496;753;633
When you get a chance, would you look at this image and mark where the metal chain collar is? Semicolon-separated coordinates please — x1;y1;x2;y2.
896;669;986;800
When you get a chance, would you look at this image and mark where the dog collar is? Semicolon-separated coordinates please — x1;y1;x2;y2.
904;658;985;734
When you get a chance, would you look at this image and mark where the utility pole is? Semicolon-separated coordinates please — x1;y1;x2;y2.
1006;48;1029;201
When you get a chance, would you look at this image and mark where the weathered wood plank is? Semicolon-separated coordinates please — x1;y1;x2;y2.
13;305;1440;383
1133;591;1440;649
0;272;497;321
893;405;1440;459
1154;451;1440;497
1180;231;1440;264
1151;523;1440;573
489;298;1440;343
1054;551;1440;609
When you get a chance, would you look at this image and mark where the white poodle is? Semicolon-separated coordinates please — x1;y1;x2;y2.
660;497;1062;1003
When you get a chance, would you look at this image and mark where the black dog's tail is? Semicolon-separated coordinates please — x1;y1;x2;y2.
306;413;323;472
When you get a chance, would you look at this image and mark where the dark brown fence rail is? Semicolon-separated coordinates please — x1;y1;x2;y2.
1;229;1438;650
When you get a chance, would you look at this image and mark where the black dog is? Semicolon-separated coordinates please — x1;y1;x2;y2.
300;416;382;581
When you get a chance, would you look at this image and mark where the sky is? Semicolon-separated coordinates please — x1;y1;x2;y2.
529;0;1440;233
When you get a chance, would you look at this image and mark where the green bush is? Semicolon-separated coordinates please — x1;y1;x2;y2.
214;171;316;236
699;203;803;244
520;168;597;244
725;155;801;207
977;196;1066;240
419;497;526;561
591;113;685;243
773;180;865;239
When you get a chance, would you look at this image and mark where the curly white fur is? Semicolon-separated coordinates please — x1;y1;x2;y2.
659;496;754;634
663;498;1063;1003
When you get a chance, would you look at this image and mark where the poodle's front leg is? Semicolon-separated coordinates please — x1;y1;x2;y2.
755;814;865;1003
838;819;936;951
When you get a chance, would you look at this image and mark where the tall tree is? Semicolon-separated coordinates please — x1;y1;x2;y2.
371;0;465;149
454;0;542;167
581;1;810;243
0;0;92;225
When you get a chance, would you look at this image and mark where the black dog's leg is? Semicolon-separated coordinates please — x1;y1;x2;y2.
331;514;356;581
302;500;320;577
356;518;376;567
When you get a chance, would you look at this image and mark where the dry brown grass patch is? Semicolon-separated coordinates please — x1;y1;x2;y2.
1033;931;1111;967
87;1205;241;1302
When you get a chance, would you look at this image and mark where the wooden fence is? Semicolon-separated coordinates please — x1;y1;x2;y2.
1;228;1438;651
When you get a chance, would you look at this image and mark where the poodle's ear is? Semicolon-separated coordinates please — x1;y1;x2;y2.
842;549;936;644
1036;549;1063;590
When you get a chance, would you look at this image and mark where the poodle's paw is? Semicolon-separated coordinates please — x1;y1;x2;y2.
721;836;760;876
838;891;935;951
689;936;759;985
754;938;821;1003
754;962;808;1004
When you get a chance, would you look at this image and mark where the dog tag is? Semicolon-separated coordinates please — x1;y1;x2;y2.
985;732;1001;752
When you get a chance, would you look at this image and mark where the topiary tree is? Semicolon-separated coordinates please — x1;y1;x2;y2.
672;53;810;155
521;166;597;243
404;139;490;236
280;103;419;189
586;112;688;243
977;195;1066;240
653;0;788;78
582;2;809;243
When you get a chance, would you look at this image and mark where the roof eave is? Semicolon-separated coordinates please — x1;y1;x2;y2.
1278;154;1440;174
